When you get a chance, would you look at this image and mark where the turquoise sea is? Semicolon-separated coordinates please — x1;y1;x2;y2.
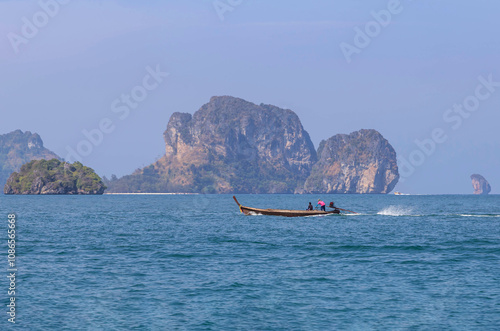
2;194;500;330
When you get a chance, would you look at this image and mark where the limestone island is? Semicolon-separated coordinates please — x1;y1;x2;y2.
470;174;491;195
4;159;106;195
106;96;399;194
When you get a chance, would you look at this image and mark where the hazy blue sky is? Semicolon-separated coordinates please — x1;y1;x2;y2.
1;0;499;194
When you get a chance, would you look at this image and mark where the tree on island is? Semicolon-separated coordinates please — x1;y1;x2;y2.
4;159;106;195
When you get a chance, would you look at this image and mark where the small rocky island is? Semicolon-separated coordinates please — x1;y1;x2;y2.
4;159;106;195
471;174;491;195
301;129;399;194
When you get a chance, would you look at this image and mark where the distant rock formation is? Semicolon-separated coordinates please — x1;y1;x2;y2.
301;129;399;194
471;174;491;195
0;130;60;189
107;96;318;193
107;97;400;194
4;159;106;195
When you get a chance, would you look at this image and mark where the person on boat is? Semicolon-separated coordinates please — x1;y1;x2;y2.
317;199;326;211
307;202;313;210
329;201;335;208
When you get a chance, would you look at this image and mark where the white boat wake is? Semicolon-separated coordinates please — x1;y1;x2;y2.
377;206;417;216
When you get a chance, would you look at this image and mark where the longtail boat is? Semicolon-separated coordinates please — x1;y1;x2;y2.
233;196;343;217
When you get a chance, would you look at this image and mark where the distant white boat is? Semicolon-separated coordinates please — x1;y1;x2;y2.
394;191;409;196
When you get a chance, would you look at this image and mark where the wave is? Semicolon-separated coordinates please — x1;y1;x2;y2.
377;206;417;216
457;214;500;218
247;211;264;216
376;209;500;218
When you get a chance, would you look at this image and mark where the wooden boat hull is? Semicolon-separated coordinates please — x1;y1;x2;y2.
234;196;341;217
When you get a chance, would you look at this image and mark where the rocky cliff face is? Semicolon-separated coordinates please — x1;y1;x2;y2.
4;159;106;195
108;96;317;193
0;130;60;189
471;174;491;195
107;97;401;194
302;129;399;194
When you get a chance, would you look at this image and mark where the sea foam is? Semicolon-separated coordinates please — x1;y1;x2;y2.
377;206;415;216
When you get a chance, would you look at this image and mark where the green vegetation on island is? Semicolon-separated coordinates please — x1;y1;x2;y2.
4;159;106;195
